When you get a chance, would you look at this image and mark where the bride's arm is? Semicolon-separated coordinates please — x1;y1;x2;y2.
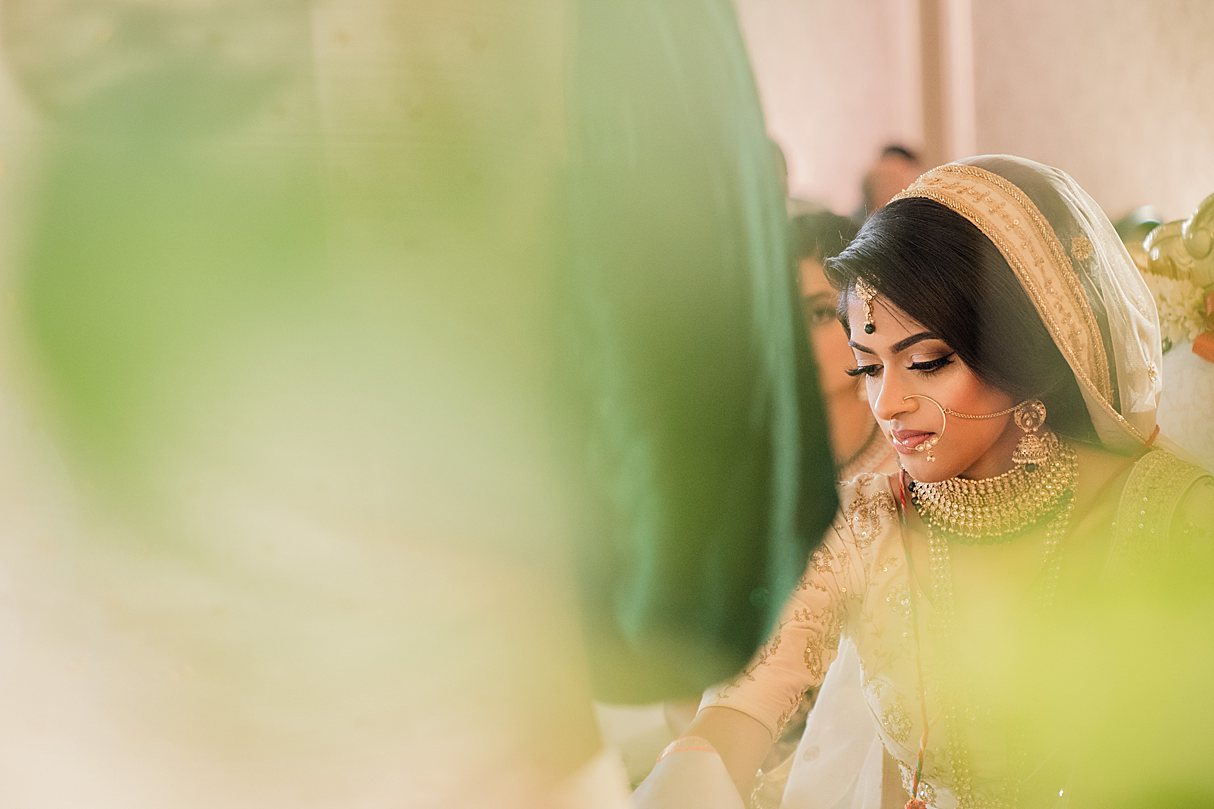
635;561;843;804
681;706;774;795
636;498;874;804
663;521;862;795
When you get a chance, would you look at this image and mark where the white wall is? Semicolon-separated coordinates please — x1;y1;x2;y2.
737;0;1214;221
971;0;1214;220
734;0;923;215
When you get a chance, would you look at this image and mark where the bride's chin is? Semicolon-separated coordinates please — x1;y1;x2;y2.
900;459;957;485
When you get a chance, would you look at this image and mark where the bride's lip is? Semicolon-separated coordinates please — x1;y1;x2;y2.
891;430;933;452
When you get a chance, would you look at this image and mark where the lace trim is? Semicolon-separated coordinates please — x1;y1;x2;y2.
892;164;1144;445
1108;449;1210;573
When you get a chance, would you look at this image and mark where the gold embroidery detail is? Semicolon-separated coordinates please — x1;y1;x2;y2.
810;545;834;574
898;762;938;805
892;164;1118;419
772;691;807;740
749;630;782;674
1110;449;1210;571
884;585;913;620
1071;235;1093;261
843;487;896;549
881;700;913;744
791;604;843;682
718;624;786;698
851;471;880;488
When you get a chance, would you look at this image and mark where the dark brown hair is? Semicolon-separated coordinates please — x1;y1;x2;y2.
824;197;1097;443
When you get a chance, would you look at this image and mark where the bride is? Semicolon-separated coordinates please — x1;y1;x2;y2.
636;155;1214;809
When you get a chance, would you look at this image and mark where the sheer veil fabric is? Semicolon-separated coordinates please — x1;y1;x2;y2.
890;155;1163;453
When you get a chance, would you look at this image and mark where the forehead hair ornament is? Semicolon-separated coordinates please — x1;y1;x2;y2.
854;277;879;334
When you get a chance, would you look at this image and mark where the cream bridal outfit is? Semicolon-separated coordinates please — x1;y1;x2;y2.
638;156;1214;809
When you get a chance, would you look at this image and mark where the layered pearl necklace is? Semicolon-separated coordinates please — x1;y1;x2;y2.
900;436;1078;808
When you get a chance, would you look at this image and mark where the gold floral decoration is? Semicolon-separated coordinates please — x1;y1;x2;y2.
1071;235;1094;262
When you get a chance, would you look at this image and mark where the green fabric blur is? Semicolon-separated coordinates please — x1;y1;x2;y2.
565;0;838;703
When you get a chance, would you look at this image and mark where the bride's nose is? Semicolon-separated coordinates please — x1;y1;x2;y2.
872;373;915;423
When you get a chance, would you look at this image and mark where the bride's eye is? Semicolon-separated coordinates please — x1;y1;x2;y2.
907;353;955;374
845;364;881;378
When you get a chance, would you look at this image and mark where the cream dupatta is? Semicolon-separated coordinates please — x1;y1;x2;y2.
890;156;1162;453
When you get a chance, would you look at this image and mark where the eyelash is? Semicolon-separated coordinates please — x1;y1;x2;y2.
845;354;955;378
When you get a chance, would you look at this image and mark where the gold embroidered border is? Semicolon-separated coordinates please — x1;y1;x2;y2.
892;164;1113;408
1109;448;1209;572
842;487;896;550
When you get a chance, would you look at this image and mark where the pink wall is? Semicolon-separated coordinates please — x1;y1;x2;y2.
971;0;1214;220
735;0;923;215
737;0;1214;221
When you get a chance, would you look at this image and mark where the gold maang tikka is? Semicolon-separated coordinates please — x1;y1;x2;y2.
854;277;879;334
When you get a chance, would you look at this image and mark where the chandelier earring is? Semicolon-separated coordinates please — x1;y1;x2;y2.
1011;400;1058;472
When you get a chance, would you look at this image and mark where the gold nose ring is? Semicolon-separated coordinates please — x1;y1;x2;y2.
898;396;1024;463
899;394;947;462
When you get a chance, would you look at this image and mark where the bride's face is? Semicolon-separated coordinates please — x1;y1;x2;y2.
845;288;1022;482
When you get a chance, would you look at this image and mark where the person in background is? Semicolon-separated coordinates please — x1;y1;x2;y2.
619;212;897;802
791;211;897;481
856;144;923;223
736;211;901;808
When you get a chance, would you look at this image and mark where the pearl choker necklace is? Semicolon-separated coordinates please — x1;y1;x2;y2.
909;436;1077;544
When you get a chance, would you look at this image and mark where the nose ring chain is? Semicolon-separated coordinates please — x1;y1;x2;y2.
896;395;1021;462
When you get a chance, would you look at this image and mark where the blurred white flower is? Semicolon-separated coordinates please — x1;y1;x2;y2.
1143;273;1207;352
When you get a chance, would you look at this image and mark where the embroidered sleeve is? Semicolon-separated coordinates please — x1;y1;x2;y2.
1110;449;1212;574
699;476;891;740
1173;476;1214;560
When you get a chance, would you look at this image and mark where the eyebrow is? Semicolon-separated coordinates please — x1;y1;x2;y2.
847;331;940;355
